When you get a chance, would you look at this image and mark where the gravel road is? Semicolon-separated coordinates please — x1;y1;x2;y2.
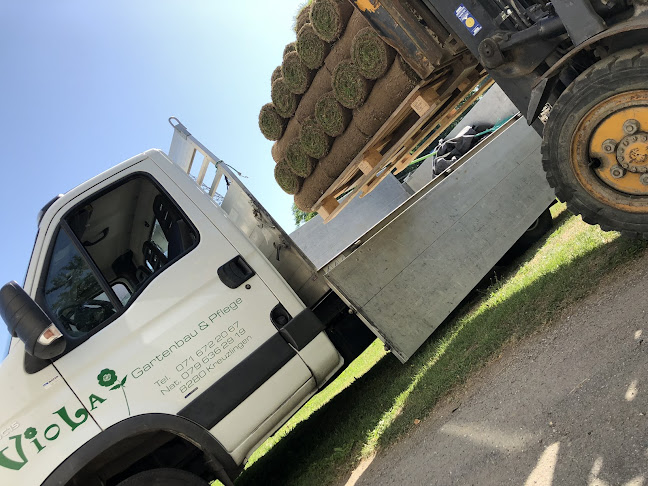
346;252;648;486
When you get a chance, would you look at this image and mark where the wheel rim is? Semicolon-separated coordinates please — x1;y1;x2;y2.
526;217;540;232
570;90;648;214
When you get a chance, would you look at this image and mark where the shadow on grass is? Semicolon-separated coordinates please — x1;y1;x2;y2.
235;215;647;486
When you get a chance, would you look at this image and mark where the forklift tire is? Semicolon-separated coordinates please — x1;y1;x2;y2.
117;468;209;486
542;46;648;238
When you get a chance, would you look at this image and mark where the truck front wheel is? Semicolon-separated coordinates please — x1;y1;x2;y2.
542;46;648;238
117;468;209;486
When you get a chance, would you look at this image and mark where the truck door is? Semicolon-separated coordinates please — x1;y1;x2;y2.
33;158;316;452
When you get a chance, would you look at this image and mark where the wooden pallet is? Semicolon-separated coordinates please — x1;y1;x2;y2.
313;58;494;223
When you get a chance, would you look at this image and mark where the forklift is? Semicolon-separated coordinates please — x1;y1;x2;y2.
353;0;648;237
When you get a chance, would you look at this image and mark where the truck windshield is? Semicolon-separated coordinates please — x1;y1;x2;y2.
43;230;116;336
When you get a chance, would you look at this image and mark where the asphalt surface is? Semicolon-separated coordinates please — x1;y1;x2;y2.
346;253;648;486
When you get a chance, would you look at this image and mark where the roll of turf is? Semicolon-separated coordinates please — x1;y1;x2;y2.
315;91;351;137
300;116;332;159
271;65;282;84
295;4;311;33
351;27;396;80
354;56;420;137
282;51;314;95
271;77;299;118
286;139;316;177
324;9;369;72
319;120;370;179
258;103;287;141
332;60;371;109
294;66;333;124
283;42;297;59
310;0;354;42
275;160;302;195
272;118;300;163
297;23;330;70
294;163;336;212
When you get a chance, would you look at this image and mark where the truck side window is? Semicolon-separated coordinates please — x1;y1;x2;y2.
43;230;117;336
67;175;197;305
39;174;197;339
150;219;169;259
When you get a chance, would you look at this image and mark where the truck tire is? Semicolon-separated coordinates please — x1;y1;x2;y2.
513;207;553;254
499;207;553;264
116;468;209;486
542;46;648;238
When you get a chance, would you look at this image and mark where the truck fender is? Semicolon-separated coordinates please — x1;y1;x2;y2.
528;19;648;122
41;413;237;486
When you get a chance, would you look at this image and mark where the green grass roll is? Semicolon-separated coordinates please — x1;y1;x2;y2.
286;139;316;177
275;160;302;195
282;51;314;95
300;116;331;159
310;0;354;42
332;60;371;109
258;103;287;141
351;27;396;80
271;77;299;118
315;91;351;137
297;23;330;70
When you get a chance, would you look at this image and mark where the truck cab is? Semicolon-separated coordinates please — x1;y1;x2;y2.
0;108;557;485
0;144;353;485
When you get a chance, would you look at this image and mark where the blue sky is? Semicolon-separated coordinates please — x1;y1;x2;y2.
0;1;307;356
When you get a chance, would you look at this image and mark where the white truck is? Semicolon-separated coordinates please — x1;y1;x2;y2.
0;114;555;486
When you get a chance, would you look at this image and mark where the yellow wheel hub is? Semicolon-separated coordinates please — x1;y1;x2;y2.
619;133;648;170
571;90;648;213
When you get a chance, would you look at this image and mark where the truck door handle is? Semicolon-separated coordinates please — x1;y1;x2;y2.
217;256;255;289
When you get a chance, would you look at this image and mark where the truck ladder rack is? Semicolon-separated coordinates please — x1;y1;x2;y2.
166;117;330;308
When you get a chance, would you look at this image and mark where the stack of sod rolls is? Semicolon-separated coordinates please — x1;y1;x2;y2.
259;0;420;212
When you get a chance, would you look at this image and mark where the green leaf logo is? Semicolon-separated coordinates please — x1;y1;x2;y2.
96;368;131;416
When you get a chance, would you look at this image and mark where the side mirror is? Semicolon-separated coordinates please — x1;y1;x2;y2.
0;281;66;359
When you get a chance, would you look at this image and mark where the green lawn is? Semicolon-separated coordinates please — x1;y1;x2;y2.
234;204;648;486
